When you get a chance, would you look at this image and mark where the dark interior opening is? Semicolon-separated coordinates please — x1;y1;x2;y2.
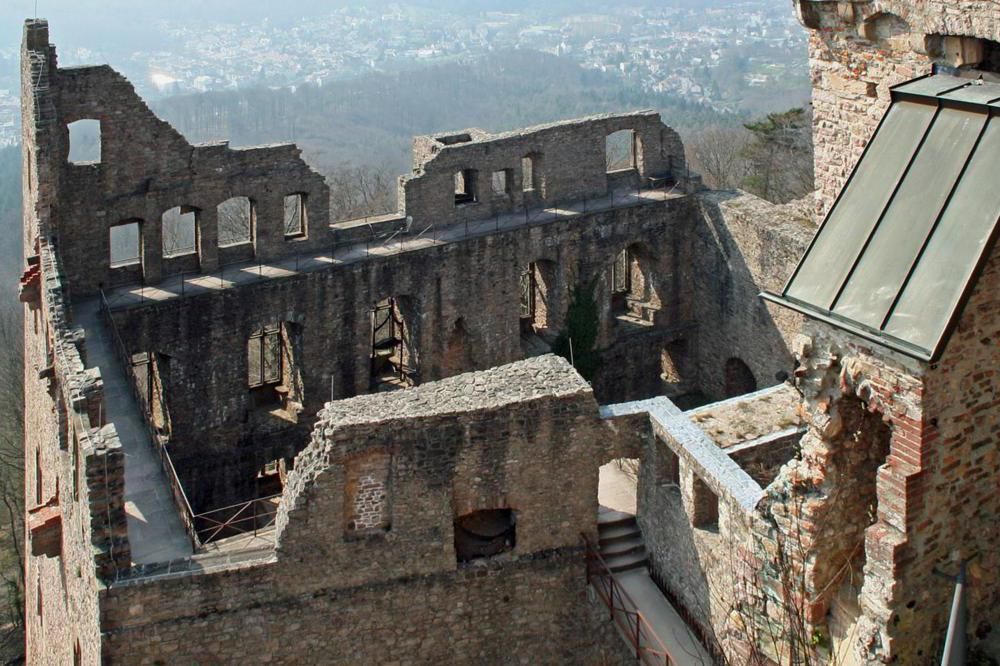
454;509;516;562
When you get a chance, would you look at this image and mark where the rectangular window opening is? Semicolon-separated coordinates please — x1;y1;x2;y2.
606;129;637;172
67;119;101;164
161;206;198;258
454;169;478;206
218;197;254;247
109;221;141;268
491;169;512;197
691;476;719;530
283;193;307;238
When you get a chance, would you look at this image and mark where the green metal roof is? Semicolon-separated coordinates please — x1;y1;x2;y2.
764;74;1000;362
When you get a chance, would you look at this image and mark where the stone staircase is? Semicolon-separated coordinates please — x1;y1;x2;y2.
597;509;648;574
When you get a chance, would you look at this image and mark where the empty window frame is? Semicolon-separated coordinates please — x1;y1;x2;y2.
67;119;101;164
283;193;307;238
454;169;478;205
611;248;632;294
691;476;719;529
217;197;254;247
248;325;282;389
606;129;637;172
161;206;198;258
654;444;680;487
522;153;542;192
109;221;141;268
491;169;512;196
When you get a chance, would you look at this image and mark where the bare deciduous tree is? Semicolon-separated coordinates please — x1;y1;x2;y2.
687;126;751;191
328;165;397;222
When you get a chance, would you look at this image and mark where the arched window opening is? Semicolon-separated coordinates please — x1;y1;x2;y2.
723;358;757;398
454;509;516;563
606;129;637;172
370;297;418;391
161;206;199;258
218;196;254;247
67;119;101;164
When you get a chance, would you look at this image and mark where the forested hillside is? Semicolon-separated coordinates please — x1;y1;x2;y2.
152;49;738;176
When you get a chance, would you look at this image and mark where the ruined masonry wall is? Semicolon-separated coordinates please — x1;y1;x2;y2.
901;248;1000;663
693;191;813;397
111;198;699;512
98;357;630;664
22;22;130;666
100;553;630;666
796;0;1000;216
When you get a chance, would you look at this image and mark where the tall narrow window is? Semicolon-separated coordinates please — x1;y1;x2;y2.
248;325;282;390
67;119;101;164
109;220;141;268
522;153;543;193
283;193;307;238
611;249;631;295
454;169;478;206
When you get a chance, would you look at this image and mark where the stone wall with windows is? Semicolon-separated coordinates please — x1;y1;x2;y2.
96;356;635;664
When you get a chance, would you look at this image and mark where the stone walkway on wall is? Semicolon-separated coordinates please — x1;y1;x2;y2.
596;414;713;666
75;299;194;566
102;186;683;310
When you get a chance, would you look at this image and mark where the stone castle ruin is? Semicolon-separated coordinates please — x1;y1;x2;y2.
17;0;1000;663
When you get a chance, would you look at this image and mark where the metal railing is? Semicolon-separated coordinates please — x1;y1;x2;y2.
99;289;288;550
582;533;677;666
98;289;202;550
102;179;686;311
192;494;281;545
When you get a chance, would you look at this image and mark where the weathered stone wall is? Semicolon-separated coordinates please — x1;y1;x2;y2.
97;357;631;664
402;111;688;228
692;191;813;399
49;66;329;295
100;552;630;666
795;0;1000;216
22;22;131;666
109;198;700;511
766;237;1000;664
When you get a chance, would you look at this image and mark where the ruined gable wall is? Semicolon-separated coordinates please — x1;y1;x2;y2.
795;0;1000;216
43;60;329;296
692;191;813;399
97;357;631;664
403;111;687;228
109;198;697;511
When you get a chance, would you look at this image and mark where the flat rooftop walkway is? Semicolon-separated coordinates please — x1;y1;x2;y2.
102;187;684;310
75;298;194;565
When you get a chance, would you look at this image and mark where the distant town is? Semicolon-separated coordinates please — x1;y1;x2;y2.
0;1;808;147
